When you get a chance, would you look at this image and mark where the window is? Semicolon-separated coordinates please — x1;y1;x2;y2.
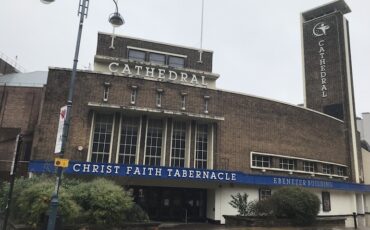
279;158;295;170
337;166;345;176
91;114;114;163
145;119;163;166
181;94;186;110
252;155;271;168
149;53;166;65
168;56;185;68
156;89;163;107
195;124;208;169
322;192;331;212
204;96;210;114
130;86;137;105
171;121;186;167
259;188;271;200
322;164;333;174
303;161;315;172
128;49;146;62
118;117;140;164
103;82;110;102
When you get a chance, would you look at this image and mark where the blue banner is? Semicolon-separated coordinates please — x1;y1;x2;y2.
28;160;370;192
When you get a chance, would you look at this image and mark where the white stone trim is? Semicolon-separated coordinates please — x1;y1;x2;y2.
343;17;360;183
87;111;95;162
127;46;187;58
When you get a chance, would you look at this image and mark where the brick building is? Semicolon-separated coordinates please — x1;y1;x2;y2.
0;71;47;179
0;0;368;224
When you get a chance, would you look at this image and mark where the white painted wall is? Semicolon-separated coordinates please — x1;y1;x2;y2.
207;189;215;219
356;194;365;214
209;186;359;224
362;148;370;184
213;186;259;224
311;190;356;215
364;194;370;213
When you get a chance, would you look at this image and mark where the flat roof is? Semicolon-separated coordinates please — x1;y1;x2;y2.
98;32;213;53
0;71;48;87
302;0;351;22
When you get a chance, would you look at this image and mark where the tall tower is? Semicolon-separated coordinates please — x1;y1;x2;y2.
301;0;361;182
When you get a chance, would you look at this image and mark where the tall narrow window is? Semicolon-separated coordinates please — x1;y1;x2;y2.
204;96;210;114
195;124;208;169
171;121;186;167
103;82;110;102
118;117;140;164
156;89;163;108
259;188;272;201
131;86;137;105
322;192;331;212
181;93;187;110
91;113;114;163
145;119;163;166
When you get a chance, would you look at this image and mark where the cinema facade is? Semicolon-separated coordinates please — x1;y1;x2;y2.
23;0;370;224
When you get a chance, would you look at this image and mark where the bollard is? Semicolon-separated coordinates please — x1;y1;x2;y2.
353;212;357;229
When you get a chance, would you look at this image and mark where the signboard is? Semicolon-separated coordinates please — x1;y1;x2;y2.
54;158;69;168
54;106;67;154
28;160;370;192
303;12;345;109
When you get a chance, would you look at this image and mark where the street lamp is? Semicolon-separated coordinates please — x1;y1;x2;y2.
40;1;124;230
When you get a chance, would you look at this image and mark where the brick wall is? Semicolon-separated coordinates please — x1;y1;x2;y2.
96;33;213;72
32;68;351;180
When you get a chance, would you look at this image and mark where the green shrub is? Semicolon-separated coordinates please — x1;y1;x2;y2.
229;193;255;216
251;198;274;216
71;178;134;225
13;177;81;227
1;176;147;227
125;204;150;222
269;187;320;225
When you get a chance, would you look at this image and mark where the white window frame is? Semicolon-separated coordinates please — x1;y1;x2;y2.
252;155;271;168
279;158;295;170
194;123;209;169
169;121;187;167
303;161;315;172
115;115;141;165
143;118;166;166
88;112;115;163
250;151;348;179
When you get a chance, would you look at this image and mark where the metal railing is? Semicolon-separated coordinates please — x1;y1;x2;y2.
0;52;26;73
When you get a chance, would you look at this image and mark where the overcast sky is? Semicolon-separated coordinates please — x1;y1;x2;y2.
0;0;369;116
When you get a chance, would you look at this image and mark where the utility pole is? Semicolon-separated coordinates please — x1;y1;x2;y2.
2;134;23;230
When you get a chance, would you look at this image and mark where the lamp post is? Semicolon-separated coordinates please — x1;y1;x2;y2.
40;1;124;230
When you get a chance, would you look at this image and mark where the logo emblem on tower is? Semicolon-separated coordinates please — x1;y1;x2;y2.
313;22;330;37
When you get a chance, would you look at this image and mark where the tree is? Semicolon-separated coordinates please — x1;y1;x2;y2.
229;192;255;216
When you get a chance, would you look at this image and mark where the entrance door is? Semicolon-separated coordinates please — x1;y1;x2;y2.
131;186;206;221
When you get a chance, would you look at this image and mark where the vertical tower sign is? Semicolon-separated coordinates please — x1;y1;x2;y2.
301;0;361;182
